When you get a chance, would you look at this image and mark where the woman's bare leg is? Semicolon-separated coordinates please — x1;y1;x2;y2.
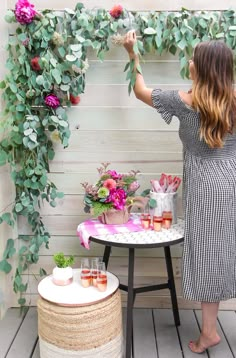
189;302;221;353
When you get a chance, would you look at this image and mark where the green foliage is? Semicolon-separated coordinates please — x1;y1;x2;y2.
53;252;75;268
0;3;236;307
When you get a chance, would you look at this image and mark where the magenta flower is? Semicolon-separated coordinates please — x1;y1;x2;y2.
110;189;127;210
15;0;37;25
44;94;60;109
107;170;122;180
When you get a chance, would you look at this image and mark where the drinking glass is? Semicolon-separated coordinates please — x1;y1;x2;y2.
162;195;172;229
91;257;102;287
96;262;107;292
80;258;91;288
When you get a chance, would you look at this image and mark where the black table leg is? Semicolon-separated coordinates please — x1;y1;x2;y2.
102;246;111;269
164;246;180;326
125;248;135;358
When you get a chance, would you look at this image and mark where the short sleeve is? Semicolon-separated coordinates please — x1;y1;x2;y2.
151;89;178;124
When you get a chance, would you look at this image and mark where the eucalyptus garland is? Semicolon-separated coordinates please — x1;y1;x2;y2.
0;0;235;306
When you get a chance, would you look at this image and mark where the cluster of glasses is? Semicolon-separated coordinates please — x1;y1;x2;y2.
80;257;107;292
141;211;173;231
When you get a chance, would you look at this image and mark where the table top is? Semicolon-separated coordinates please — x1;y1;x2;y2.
90;218;184;248
38;269;119;306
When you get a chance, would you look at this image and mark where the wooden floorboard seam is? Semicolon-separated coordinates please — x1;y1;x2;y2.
151;309;160;358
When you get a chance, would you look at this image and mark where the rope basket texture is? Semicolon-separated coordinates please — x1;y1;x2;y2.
38;289;123;357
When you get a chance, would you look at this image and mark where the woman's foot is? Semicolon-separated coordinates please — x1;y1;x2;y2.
188;333;221;354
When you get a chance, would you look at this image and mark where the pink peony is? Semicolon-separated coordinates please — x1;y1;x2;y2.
15;0;37;25
103;179;117;190
109;4;123;19
109;188;127;210
107;170;122;180
44;94;60;109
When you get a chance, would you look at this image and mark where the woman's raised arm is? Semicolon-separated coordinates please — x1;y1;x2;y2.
123;30;154;107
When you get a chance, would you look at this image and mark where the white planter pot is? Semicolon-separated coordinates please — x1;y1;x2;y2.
149;191;178;224
52;266;73;286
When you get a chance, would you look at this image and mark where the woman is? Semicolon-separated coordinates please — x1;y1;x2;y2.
123;30;236;353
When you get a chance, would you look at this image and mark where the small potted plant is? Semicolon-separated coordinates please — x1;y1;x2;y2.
52;252;75;286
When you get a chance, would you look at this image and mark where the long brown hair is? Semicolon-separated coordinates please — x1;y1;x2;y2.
191;40;236;148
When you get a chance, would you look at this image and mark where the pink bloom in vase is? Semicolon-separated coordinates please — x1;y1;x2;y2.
128;181;140;193
44;94;60;109
109;4;123;19
103;179;117;190
110;189;127;210
15;0;37;25
107;170;122;180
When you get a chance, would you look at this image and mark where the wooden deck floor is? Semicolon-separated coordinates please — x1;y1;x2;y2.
1;307;236;358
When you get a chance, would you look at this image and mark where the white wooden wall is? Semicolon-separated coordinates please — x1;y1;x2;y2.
1;0;236;312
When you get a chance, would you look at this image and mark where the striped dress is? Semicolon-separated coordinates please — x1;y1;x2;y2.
152;89;236;302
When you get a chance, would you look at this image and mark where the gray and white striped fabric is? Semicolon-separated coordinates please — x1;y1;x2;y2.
152;89;236;302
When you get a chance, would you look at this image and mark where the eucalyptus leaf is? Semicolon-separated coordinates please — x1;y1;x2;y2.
144;27;157;35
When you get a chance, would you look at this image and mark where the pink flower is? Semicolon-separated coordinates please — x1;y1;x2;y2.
128;181;140;193
107;170;122;180
15;0;37;25
44;94;60;109
109;189;127;210
109;4;123;19
103;179;117;190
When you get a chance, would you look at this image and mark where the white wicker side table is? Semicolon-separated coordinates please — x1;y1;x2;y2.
37;269;122;358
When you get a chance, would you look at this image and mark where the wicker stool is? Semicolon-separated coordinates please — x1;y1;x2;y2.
37;270;123;357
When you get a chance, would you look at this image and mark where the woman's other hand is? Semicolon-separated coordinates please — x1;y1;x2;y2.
123;30;137;57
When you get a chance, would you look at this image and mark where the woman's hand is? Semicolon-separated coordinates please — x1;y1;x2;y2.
123;30;137;56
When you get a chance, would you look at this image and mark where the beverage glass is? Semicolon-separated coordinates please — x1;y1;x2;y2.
91;257;102;287
141;213;151;229
162;211;172;229
80;258;91;288
153;215;163;232
96;262;107;292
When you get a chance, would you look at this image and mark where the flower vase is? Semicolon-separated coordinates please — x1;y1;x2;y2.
98;208;130;225
52;266;73;286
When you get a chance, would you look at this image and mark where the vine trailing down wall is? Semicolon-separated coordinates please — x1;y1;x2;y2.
0;0;235;306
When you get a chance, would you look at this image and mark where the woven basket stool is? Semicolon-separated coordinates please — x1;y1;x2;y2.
38;289;123;358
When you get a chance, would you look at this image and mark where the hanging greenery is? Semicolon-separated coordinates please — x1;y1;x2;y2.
0;0;235;306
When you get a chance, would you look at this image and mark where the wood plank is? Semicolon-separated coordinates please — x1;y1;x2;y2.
217;311;236;356
79;84;190;107
50;152;183;173
178;310;208;357
195;310;234;358
0;308;26;357
133;309;158;358
8;0;235;11
53;130;182;153
6;307;38;358
66;107;180;131
85;61;189;85
153;309;183;358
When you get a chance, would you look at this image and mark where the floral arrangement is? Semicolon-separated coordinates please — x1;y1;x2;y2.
81;163;141;217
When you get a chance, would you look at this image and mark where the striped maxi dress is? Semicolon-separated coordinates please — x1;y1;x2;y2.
152;89;236;302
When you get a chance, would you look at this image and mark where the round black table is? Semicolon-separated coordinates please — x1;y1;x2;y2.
90;218;184;358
